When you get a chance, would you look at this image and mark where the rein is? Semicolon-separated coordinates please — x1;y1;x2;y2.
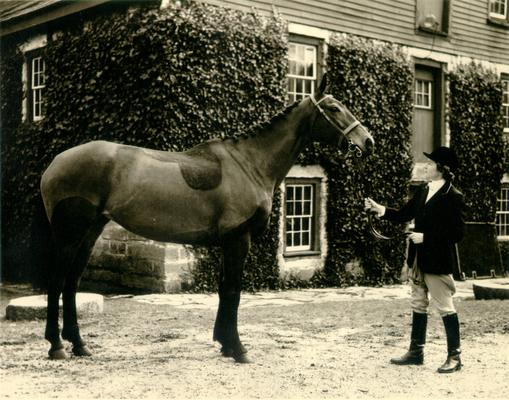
310;94;363;158
368;212;412;241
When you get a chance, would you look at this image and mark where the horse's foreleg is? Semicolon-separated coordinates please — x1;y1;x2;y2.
214;232;251;363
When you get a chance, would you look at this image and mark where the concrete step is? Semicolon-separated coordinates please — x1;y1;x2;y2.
473;278;509;300
5;293;104;321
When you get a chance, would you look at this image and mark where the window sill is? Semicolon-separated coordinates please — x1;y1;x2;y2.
283;250;321;258
487;17;509;29
417;26;449;37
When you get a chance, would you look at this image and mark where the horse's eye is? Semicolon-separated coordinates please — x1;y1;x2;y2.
329;105;342;113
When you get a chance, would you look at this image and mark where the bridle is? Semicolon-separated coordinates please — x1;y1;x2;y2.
310;94;363;158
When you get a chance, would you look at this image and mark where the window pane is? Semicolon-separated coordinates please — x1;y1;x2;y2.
293;233;301;246
303;201;311;215
286;202;294;215
305;80;313;95
295;202;302;215
289;60;297;76
296;186;302;200
302;218;309;230
296;79;303;95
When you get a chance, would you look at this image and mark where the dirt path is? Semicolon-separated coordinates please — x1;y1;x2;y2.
1;286;508;399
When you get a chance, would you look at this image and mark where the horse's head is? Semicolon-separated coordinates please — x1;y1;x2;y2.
309;74;374;158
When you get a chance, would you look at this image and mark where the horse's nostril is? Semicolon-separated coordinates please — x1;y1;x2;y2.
365;138;374;153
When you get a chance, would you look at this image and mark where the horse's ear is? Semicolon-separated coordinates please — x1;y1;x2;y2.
316;73;328;96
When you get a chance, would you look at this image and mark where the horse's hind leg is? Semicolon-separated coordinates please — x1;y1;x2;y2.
213;232;251;363
62;215;108;356
46;197;106;359
45;271;67;359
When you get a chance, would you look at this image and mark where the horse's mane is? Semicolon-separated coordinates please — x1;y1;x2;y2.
224;100;302;142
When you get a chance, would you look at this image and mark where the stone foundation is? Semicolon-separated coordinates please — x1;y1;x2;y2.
83;222;195;293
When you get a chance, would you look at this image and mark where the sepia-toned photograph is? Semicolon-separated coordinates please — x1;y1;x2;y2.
1;0;508;399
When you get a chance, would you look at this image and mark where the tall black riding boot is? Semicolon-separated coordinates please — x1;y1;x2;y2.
391;311;427;365
438;313;462;373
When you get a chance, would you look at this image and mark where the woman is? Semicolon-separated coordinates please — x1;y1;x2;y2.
365;146;465;373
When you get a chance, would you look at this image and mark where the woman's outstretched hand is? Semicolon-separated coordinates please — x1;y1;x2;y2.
364;197;385;217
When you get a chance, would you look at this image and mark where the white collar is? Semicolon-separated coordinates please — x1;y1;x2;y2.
428;179;445;191
426;179;446;202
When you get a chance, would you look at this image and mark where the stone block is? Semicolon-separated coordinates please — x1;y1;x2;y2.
127;242;165;261
120;273;166;293
165;245;180;261
82;268;122;285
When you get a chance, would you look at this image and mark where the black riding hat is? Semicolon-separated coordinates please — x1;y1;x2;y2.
423;146;459;172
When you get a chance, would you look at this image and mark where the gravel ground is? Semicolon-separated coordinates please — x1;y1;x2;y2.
1;284;508;400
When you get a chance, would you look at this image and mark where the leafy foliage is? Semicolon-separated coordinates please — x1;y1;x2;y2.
449;62;506;222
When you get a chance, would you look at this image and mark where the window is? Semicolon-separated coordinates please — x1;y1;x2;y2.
288;42;316;103
490;0;507;19
416;0;451;35
28;54;45;121
414;79;432;109
502;76;509;133
285;181;320;252
488;0;509;25
496;184;509;239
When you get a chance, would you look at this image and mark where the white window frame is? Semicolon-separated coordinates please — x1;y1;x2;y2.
489;0;508;19
414;79;432;109
285;183;315;252
496;184;509;240
288;42;317;103
31;56;45;121
502;77;509;133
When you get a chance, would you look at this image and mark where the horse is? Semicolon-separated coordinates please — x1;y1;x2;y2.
39;74;374;363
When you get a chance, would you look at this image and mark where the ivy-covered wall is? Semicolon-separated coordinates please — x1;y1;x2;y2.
449;62;506;222
449;62;506;275
1;38;28;282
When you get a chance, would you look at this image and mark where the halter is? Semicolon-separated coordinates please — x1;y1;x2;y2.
310;94;363;157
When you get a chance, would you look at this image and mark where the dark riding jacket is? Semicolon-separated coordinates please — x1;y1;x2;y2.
382;182;465;275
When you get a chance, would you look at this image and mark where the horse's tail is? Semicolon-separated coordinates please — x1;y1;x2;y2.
29;192;53;292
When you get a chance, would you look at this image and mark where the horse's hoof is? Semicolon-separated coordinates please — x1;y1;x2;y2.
48;348;69;360
233;352;252;364
72;345;92;357
220;346;233;357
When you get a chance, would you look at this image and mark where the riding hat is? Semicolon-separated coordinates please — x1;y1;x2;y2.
423;146;459;172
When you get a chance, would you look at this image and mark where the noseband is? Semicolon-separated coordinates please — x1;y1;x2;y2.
310;94;363;158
